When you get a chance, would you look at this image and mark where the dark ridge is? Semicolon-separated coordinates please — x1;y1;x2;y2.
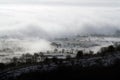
1;44;120;80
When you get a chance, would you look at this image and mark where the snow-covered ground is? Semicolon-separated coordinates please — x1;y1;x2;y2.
52;36;120;53
0;36;120;63
0;39;54;63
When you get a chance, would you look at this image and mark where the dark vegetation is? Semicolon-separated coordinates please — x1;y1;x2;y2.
1;44;120;80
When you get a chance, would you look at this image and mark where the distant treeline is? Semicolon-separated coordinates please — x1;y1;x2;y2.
1;44;120;70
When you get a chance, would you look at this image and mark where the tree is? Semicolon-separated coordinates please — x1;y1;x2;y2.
39;52;45;62
89;51;94;57
33;53;39;62
99;47;108;56
107;45;115;52
76;50;83;59
24;53;33;63
54;48;58;53
11;57;18;66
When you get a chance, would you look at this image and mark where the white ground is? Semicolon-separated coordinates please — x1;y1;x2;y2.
0;36;120;63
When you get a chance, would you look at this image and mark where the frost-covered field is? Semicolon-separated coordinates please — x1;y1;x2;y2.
0;39;54;63
0;36;120;63
52;36;120;53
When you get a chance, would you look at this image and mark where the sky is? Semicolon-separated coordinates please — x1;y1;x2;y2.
0;0;120;38
0;0;119;4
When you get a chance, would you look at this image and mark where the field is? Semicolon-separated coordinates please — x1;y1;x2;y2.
0;36;120;63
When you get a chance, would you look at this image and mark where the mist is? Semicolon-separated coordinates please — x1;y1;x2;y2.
0;0;120;63
0;4;120;38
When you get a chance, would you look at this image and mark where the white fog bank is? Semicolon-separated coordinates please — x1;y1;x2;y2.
0;5;120;37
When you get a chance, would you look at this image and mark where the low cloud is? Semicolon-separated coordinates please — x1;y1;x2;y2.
0;4;120;38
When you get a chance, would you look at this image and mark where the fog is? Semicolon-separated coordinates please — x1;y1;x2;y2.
0;39;54;53
0;4;120;38
0;1;120;54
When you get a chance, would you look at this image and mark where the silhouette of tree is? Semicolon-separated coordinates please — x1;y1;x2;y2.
39;52;45;62
11;57;18;66
76;50;83;59
99;47;108;56
24;53;33;63
33;53;39;63
107;45;115;52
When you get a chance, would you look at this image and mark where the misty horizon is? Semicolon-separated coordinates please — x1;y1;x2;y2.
1;1;120;79
0;0;120;38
